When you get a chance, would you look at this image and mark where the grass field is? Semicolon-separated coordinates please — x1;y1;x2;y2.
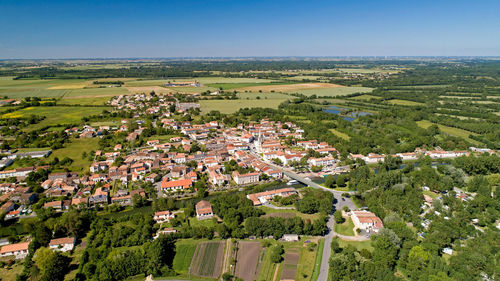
334;217;355;236
386;99;424;106
337;238;373;252
63;87;128;97
59;96;111;106
48;138;100;172
295;86;373;97
173;239;198;274
0;262;23;281
310;239;324;281
199;99;286;114
207;81;294;90
350;94;382;100
416;120;481;145
328;128;350;140
258;206;320;221
238;82;343;93
297;241;320;281
257;245;278;281
2;106;111;131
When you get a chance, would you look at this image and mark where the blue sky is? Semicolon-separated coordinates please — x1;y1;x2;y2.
0;0;499;58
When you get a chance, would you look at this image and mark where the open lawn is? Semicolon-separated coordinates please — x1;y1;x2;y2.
0;262;23;281
2;106;111;131
295;86;373;97
337;238;373;252
386;99;424;106
297;241;320;281
48;138;100;172
416;120;482;146
334;217;355;236
173;239;198;274
258;206;320;221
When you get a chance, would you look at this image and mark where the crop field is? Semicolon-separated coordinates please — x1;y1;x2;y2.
280;248;300;280
2;106;110;131
0;78;84;98
190;241;225;278
64;87;128;97
235;241;263;281
207;81;295;90
58;96;111;106
126;86;172;94
416;120;481;145
386;99;424;106
173;239;197;274
48;138;100;172
199;98;286;114
238;82;342;93
295;86;373;97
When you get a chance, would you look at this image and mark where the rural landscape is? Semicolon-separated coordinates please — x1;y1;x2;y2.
0;1;499;281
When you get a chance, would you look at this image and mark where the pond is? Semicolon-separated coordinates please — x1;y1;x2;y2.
323;106;372;122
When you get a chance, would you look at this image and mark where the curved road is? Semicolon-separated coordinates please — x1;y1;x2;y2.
262;161;357;281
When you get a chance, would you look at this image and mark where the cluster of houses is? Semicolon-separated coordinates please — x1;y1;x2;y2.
0;236;75;260
349;149;470;164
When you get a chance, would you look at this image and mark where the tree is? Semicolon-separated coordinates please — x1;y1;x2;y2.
270;244;284;263
33;247;70;281
336;174;346;187
324;175;336;188
334;210;344;224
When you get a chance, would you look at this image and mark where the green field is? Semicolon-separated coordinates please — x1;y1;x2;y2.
310;239;324;281
125;77;276;87
328;128;350;140
59;96;112;106
63;86;128;97
416;120;481;145
334;217;355;236
207;81;293;90
258;206;320;221
297;240;321;281
337;238;373;252
199;242;221;276
295;86;373;97
200;98;286;114
258;245;278;281
48;138;100;172
386;99;424;106
173;239;198;274
350;94;382;100
2;106;111;131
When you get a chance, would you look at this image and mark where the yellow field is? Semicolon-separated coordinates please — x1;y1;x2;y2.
329;129;350;140
387;99;424;106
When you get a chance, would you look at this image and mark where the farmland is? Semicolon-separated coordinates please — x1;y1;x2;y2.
416;120;481;145
238;82;342;93
2;106;110;131
234;241;263;281
280;248;300;280
386;99;424;106
173;239;197;274
190;241;225;278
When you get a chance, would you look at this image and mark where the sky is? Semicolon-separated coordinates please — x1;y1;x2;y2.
0;0;499;59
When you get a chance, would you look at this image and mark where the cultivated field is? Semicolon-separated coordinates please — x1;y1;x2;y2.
126;86;172;94
2;106;111;131
235;241;263;281
190;241;225;278
172;239;197;274
280;249;300;281
350;94;382;100
386;99;424;106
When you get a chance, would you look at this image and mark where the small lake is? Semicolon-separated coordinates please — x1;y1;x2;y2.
323;106;372;122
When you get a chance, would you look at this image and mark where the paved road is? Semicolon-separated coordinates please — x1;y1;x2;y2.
262;161;358;281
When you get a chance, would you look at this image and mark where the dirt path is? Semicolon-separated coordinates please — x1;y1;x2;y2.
272;264;280;281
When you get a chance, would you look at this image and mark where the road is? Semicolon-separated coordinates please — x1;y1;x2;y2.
260;161;357;281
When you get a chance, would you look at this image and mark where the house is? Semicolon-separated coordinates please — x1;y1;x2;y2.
232;171;259;185
0;242;30;259
89;187;108;205
351;210;384;233
282;234;299;242
160;178;192;191
195;200;214;220
49;237;76;252
246;188;298;206
153;210;175;223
